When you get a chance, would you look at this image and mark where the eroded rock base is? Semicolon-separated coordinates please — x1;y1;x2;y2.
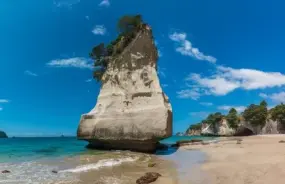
85;139;158;153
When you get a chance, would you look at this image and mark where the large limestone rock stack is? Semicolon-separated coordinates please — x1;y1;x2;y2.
77;21;172;152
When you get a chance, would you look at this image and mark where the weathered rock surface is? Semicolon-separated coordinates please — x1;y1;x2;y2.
185;129;201;136
77;26;172;153
201;119;235;136
136;172;161;184
0;130;8;138
195;119;284;136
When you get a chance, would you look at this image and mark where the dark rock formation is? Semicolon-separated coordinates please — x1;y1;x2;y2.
136;172;161;184
234;126;254;136
2;170;10;174
0;131;8;138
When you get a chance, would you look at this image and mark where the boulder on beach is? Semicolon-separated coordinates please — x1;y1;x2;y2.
0;130;8;138
77;15;172;153
136;172;161;184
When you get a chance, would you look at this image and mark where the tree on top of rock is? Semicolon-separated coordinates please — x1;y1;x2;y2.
226;108;239;129
117;15;142;33
270;103;285;125
243;100;268;127
90;15;144;82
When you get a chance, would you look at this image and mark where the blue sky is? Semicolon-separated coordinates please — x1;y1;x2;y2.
1;0;285;136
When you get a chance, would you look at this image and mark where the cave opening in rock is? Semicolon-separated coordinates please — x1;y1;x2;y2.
234;127;254;136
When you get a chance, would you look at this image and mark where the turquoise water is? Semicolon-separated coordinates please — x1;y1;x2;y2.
0;136;211;183
0;136;212;163
0;137;88;163
160;135;216;144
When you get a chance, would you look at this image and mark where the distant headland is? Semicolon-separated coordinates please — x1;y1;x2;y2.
0;130;8;138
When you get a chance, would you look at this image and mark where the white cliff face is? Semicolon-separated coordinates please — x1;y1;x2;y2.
77;28;172;152
201;119;235;136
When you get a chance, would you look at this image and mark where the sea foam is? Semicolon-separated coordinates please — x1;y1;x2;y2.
61;156;139;173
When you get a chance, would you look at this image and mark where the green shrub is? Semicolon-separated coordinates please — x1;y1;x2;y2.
243;100;268;127
270;103;285;125
226;108;239;129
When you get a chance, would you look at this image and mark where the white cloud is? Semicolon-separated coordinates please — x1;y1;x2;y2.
92;25;106;35
99;0;110;7
158;67;166;78
46;57;93;69
218;105;246;113
260;92;285;103
200;102;213;106
189;111;209;118
169;32;216;63
259;93;268;98
177;89;201;100
0;99;9;103
158;50;163;57
218;66;285;90
188;73;240;96
53;0;80;8
24;70;38;77
183;65;285;99
161;84;168;88
85;79;92;82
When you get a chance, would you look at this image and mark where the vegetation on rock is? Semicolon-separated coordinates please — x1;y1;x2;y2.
243;100;268;127
188;123;202;131
187;100;273;133
226;108;239;129
202;112;224;125
270;103;285;125
90;15;145;82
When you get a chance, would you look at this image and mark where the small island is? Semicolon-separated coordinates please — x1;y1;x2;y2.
0;130;8;138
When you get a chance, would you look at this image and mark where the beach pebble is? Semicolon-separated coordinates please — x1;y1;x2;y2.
2;170;11;174
279;140;285;143
136;172;161;184
148;162;156;167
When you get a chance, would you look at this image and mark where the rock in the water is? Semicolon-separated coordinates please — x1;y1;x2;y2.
136;172;161;184
175;132;184;136
176;139;203;147
2;170;10;174
77;24;172;153
51;170;58;174
0;130;8;138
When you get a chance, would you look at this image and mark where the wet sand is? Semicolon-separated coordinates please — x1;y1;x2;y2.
53;148;207;184
180;135;285;184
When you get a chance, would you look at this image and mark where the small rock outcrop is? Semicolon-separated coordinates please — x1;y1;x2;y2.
2;170;10;174
77;21;172;153
0;131;8;138
175;132;184;136
136;172;161;184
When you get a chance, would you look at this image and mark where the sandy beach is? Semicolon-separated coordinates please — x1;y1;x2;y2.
180;135;285;184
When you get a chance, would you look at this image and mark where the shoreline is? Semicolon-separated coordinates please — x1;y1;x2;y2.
179;135;285;184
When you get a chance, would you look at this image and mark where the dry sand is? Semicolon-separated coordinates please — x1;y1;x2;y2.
181;135;285;184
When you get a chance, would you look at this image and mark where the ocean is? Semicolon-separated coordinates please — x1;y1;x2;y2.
0;136;212;184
